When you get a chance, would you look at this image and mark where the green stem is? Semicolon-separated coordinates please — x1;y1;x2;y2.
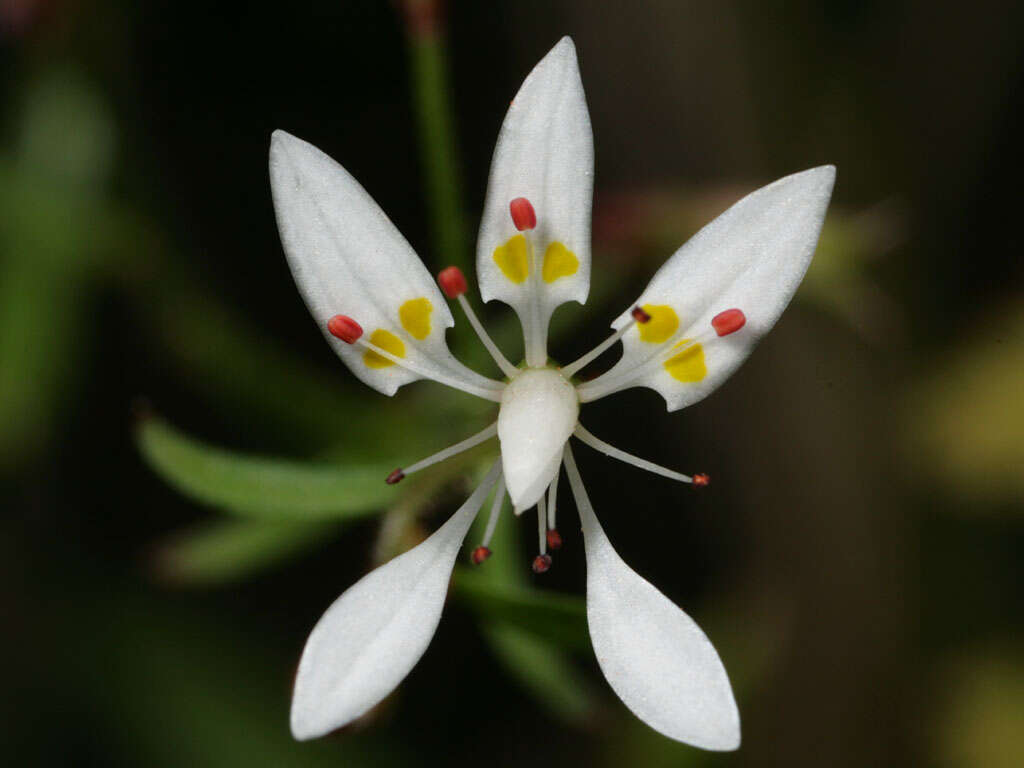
404;5;468;272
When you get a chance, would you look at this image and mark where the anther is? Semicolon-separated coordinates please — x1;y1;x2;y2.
437;266;468;299
711;309;746;337
385;468;405;485
531;554;552;574
327;315;363;343
692;473;710;487
471;546;492;565
631;305;652;323
509;197;537;231
546;529;563;551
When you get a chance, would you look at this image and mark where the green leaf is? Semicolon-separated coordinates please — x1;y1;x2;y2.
455;569;590;652
482;621;597;724
137;417;394;520
154;518;338;585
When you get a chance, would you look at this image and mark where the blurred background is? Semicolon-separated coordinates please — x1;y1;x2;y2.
2;0;1022;766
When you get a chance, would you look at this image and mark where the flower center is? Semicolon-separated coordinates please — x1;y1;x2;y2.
497;367;579;513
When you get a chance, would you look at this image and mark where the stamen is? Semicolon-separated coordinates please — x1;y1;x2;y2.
537;496;548;555
506;197;546;367
560;306;650;378
546;529;563;550
389;423;498;482
692;473;710;487
546;470;559;530
573;423;702;484
531;554;552;574
631;306;652;323
455;297;520;378
509;197;537;231
435;267;520;379
327;315;363;343
471;546;492;565
481;475;506;548
437;266;468;298
712;308;746;336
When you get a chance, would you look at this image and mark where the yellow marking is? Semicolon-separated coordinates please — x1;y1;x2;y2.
663;339;706;382
493;234;529;283
542;241;579;283
638;304;679;344
363;329;406;369
399;297;432;340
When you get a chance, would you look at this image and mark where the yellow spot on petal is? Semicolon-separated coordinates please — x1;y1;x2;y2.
637;304;679;344
399;297;432;340
664;339;706;382
363;329;405;369
493;234;529;283
542;241;579;283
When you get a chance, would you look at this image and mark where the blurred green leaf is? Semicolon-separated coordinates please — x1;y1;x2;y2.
137;416;394;519
154;518;338;585
70;591;410;768
934;648;1024;768
406;17;468;274
483;621;596;723
904;302;1024;505
455;568;589;652
460;492;596;719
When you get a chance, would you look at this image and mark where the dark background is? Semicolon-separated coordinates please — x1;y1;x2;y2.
2;1;1022;766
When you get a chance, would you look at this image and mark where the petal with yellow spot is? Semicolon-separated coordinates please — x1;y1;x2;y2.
399;297;432;340
493;234;529;284
663;339;706;382
542;241;579;283
363;329;406;369
638;304;679;344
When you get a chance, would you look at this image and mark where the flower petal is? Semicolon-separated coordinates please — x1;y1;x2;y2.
270;131;500;398
563;446;741;750
577;166;835;409
476;37;593;366
290;462;501;739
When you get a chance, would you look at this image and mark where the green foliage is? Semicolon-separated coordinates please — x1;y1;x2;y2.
137;416;394;520
154;518;339;585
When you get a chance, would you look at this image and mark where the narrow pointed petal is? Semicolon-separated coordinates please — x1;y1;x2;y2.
564;447;740;750
577;166;835;409
497;369;578;512
476;37;593;365
270;131;499;397
290;463;500;739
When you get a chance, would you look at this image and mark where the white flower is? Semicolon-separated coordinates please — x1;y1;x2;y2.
269;37;834;751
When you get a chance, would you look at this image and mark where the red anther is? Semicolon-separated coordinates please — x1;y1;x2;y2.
327;315;363;343
692;473;710;487
531;554;552;574
437;266;468;299
711;309;746;337
509;197;537;231
631;305;652;323
471;546;492;565
385;468;405;485
546;529;563;551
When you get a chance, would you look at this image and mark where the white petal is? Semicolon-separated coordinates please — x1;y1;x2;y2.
290;462;500;739
270;131;499;397
577;166;835;410
497;369;578;512
564;446;740;750
476;37;594;366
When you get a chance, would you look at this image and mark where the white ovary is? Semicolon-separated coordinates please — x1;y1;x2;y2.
498;368;579;512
